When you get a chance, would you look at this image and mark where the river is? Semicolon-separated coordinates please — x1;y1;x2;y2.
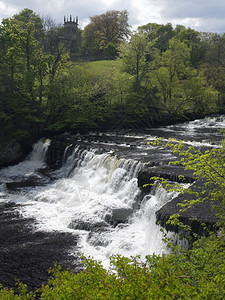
0;115;225;290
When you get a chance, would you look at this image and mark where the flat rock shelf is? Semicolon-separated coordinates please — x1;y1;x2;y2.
0;202;79;292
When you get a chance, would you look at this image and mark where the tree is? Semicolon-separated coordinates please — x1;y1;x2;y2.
150;37;217;118
200;33;225;110
45;63;108;131
82;10;131;55
0;9;70;142
13;8;44;41
2;235;225;299
0;9;47;141
119;32;151;90
175;26;203;68
138;23;174;52
42;14;62;54
149;132;225;233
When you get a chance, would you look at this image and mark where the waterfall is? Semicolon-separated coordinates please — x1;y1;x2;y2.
3;144;172;268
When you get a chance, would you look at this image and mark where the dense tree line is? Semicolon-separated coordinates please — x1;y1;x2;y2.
1;8;225;149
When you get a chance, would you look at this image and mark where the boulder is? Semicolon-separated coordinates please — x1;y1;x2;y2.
138;165;195;187
46;136;74;168
108;208;134;226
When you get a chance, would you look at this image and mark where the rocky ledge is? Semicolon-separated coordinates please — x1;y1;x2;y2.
137;166;219;235
156;180;219;235
0;141;24;167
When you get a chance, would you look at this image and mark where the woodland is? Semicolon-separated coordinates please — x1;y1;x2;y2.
1;8;225;149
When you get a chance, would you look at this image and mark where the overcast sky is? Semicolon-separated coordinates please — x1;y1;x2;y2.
0;0;224;33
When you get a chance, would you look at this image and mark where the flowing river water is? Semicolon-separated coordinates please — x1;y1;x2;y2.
1;115;225;289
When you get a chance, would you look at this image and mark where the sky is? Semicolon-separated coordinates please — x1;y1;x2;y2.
0;0;225;33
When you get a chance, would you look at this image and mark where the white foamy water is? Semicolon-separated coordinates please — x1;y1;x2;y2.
0;140;174;267
77;186;176;268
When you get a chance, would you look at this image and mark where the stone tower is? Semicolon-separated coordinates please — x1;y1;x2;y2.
62;15;79;52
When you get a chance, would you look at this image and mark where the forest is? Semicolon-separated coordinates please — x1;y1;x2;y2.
1;8;225;153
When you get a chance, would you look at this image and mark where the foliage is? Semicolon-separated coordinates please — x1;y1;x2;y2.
104;42;119;57
45;62;110;131
138;22;174;52
0;9;46;142
82;10;131;55
148;37;218;118
119;32;151;89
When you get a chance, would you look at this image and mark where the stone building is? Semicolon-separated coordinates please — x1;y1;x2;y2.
62;15;79;53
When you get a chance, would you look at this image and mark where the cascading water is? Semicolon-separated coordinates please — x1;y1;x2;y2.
0;139;50;182
0;139;174;268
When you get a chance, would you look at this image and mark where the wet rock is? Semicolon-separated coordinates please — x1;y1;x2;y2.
87;227;111;247
110;208;134;225
46;136;74;168
138;165;196;195
0;202;79;292
68;220;109;231
156;180;219;235
6;175;50;191
138;165;195;187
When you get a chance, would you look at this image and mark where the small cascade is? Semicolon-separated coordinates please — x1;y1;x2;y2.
0;139;50;182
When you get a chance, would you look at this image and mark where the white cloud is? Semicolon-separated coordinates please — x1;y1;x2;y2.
0;1;17;20
129;0;164;29
0;0;225;33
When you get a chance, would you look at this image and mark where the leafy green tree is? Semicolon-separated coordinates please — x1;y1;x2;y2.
149;131;225;233
200;33;225;110
138;22;174;52
175;26;203;68
0;9;46;141
150;37;217;118
2;234;225;299
13;8;44;41
82;10;131;55
104;42;118;57
45;63;108;131
119;32;151;90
